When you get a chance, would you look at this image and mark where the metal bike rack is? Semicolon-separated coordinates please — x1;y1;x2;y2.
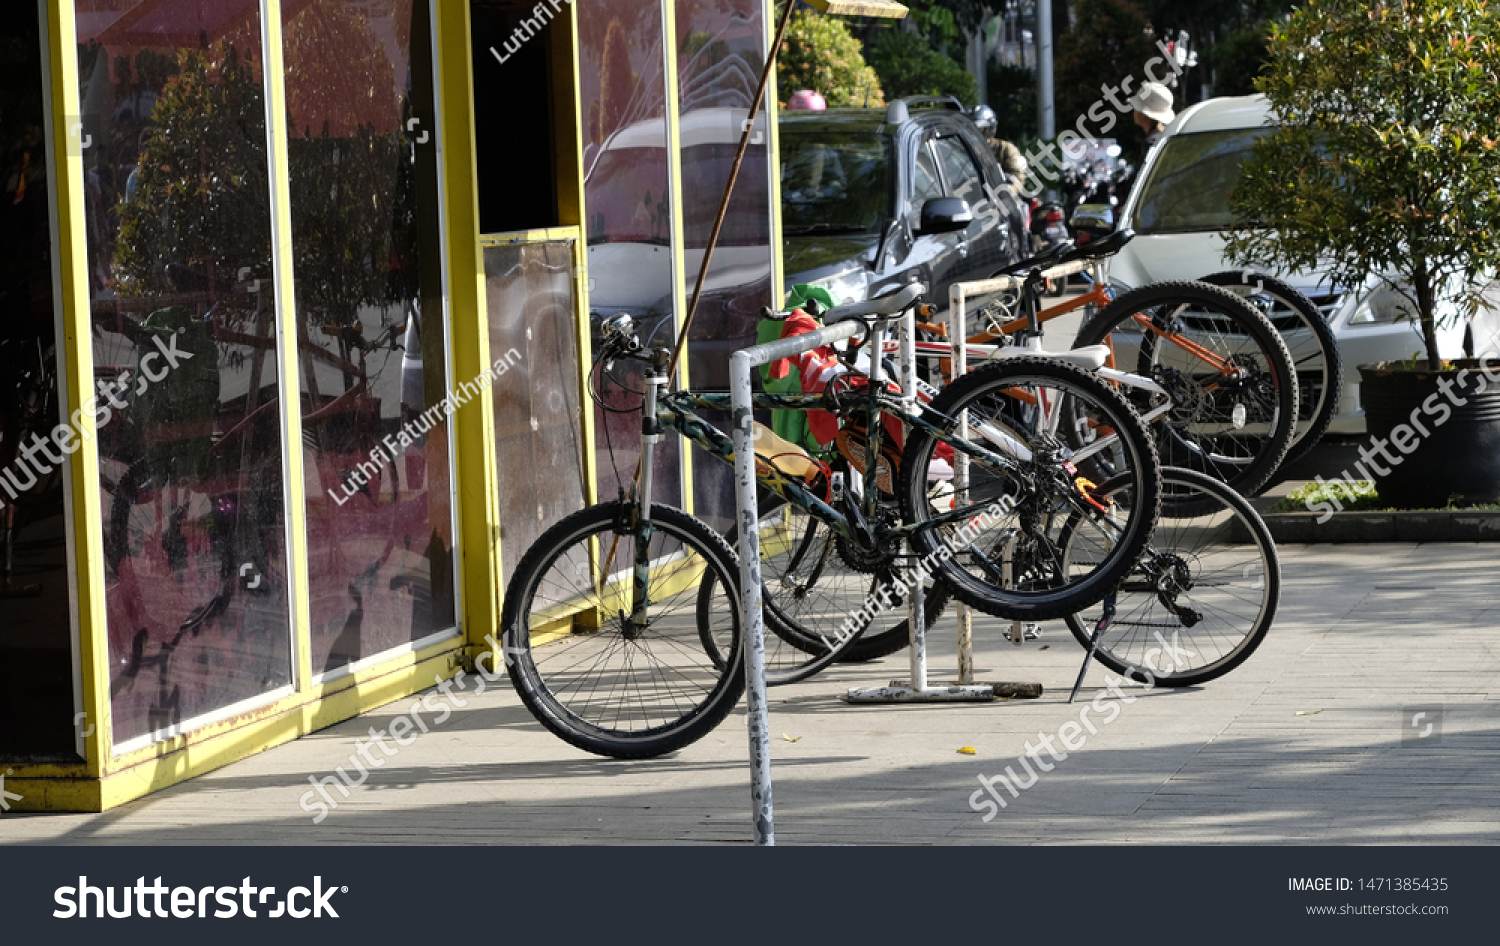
730;316;865;847
928;259;1093;687
845;305;995;705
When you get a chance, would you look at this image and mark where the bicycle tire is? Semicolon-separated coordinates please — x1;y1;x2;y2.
501;501;744;759
702;501;862;685
708;496;951;676
1075;280;1297;511
898;356;1161;622
1061;467;1279;687
1198;270;1342;475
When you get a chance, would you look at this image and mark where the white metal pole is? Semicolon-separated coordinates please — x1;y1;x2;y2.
899;308;927;692
949;285;974;685
729;316;864;843
729;352;774;847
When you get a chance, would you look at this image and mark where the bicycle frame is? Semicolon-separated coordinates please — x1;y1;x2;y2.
603;305;1136;625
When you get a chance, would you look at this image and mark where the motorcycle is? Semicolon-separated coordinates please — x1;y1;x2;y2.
1028;198;1071;296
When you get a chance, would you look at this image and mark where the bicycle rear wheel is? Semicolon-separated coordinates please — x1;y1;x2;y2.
1061;467;1280;687
1198;270;1342;475
706;495;951;681
1075;280;1298;511
899;356;1161;622
501;501;744;758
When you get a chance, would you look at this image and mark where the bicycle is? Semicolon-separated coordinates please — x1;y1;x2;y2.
768;233;1297;660
501;283;1163;758
934;231;1304;511
1061;466;1280;688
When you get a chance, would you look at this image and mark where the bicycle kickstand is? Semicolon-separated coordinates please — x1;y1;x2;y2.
1068;590;1117;704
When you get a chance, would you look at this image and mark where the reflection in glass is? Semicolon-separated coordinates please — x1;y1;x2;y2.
78;2;292;745
579;0;682;507
0;5;77;760
676;0;776;530
484;242;587;587
281;0;456;676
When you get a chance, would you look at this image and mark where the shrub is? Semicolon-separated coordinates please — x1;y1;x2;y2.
1225;0;1500;371
777;8;884;108
868;29;976;104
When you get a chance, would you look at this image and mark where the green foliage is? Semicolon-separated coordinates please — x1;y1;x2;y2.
1224;0;1500;371
1054;0;1157;146
907;0;963;50
868;29;976;104
777;8;884;107
1208;24;1274;98
987;60;1036;141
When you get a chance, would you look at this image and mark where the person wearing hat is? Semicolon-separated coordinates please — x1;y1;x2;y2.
1129;80;1176;154
1118;81;1175;199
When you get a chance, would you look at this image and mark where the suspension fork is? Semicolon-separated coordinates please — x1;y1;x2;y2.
626;349;672;637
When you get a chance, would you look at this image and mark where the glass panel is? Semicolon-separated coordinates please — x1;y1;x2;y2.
77;1;293;745
1130;128;1270;234
580;0;682;508
0;3;79;760
281;0;457;677
484;241;587;587
676;0;776;531
912;143;943;212
934;136;984;206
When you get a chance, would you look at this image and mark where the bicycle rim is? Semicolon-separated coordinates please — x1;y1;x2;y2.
899;357;1161;622
1062;467;1279;686
1199;270;1342;474
501;502;744;758
1077;280;1297;505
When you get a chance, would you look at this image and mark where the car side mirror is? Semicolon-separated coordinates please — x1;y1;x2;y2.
1071;203;1115;237
917;197;972;236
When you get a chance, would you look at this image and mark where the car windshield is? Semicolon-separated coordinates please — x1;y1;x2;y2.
1131;127;1271;233
780;131;892;235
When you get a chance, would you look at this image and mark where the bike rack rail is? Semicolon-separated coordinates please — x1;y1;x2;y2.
730;315;866;848
843;304;996;706
940;259;1096;684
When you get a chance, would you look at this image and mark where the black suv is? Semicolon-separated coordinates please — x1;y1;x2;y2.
779;98;1026;310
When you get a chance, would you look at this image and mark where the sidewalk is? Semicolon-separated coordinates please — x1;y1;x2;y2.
3;538;1498;846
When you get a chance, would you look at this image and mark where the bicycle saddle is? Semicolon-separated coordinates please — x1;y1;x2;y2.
1055;227;1135;267
824;283;925;323
993;343;1110;372
995;240;1074;277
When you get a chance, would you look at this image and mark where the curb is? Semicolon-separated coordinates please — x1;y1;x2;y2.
1243;510;1500;543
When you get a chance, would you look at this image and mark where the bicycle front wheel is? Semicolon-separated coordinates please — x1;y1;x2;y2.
1061;467;1280;687
500;502;744;759
899;356;1161;622
1075;280;1298;510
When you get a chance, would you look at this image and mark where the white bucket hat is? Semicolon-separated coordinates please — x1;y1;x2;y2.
1129;81;1176;125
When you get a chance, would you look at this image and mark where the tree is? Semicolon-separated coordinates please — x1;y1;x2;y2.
1207;23;1273;97
1054;0;1157;149
869;29;976;104
1225;0;1500;371
777;8;884;106
114;42;270;302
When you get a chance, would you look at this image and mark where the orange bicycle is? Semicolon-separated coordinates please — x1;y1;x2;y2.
914;231;1300;511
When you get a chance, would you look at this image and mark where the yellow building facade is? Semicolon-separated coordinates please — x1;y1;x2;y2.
3;0;782;812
